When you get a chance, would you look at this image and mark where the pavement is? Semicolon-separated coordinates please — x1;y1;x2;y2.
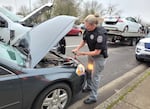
94;67;150;109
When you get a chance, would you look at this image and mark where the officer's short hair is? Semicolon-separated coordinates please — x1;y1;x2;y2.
84;14;98;25
84;14;104;25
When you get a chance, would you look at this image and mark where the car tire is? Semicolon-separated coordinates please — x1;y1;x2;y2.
78;32;82;36
32;83;72;109
135;54;143;62
129;38;137;46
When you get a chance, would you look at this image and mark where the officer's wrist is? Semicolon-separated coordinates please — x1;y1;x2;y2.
82;52;86;55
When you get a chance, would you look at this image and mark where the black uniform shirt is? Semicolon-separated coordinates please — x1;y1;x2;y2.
83;27;107;53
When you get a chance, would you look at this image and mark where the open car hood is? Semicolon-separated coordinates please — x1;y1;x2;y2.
19;15;76;68
19;3;53;25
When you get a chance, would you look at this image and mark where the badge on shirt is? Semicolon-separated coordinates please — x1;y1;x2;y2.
90;34;94;40
97;35;103;43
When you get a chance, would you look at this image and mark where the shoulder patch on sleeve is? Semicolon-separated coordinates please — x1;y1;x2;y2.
97;35;103;43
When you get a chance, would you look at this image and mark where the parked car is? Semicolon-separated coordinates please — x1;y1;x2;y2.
0;15;85;109
102;16;142;33
0;4;66;55
135;33;150;62
0;3;53;44
77;23;85;30
66;27;82;36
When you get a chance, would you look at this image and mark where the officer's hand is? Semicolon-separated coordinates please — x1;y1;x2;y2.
72;48;78;53
72;51;77;56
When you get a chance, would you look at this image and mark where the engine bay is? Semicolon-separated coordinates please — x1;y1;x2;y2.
35;51;77;68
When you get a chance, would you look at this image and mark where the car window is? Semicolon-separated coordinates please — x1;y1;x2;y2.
126;17;130;21
0;66;13;76
0;43;26;67
0;16;8;27
130;17;137;23
126;17;137;23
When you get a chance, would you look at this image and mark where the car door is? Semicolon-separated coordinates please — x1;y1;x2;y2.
130;17;140;32
126;17;139;32
0;66;22;109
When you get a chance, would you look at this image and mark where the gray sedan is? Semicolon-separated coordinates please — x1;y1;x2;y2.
0;15;85;109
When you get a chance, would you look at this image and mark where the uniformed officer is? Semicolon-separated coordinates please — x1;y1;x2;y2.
72;14;108;104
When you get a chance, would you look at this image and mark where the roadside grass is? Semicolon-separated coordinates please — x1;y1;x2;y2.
106;70;150;109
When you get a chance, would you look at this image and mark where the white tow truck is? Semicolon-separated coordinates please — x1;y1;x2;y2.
107;30;145;46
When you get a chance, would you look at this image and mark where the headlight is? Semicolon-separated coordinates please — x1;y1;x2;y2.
76;64;85;76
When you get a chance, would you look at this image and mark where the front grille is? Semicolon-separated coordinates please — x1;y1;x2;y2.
145;43;150;49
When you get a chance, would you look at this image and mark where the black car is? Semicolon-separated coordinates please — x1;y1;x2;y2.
0;15;85;109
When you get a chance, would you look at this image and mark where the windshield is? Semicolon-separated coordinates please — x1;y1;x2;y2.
0;43;26;66
0;7;21;22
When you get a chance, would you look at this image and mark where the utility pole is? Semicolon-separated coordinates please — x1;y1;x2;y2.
108;0;112;15
14;0;17;13
29;0;31;12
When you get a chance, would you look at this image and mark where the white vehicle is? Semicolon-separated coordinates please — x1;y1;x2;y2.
102;16;145;46
0;3;53;44
102;16;142;32
135;33;150;61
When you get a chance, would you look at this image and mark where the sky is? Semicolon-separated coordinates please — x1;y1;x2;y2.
0;0;150;24
101;0;150;24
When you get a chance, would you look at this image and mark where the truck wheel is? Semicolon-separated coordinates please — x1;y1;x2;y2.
112;36;116;42
129;38;136;46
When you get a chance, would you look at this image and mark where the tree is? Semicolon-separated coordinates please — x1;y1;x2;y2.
3;6;13;11
27;0;52;24
80;0;105;20
52;0;78;17
105;4;122;16
34;0;49;8
17;5;30;17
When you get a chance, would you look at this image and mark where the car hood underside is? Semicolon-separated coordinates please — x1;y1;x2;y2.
16;15;77;68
